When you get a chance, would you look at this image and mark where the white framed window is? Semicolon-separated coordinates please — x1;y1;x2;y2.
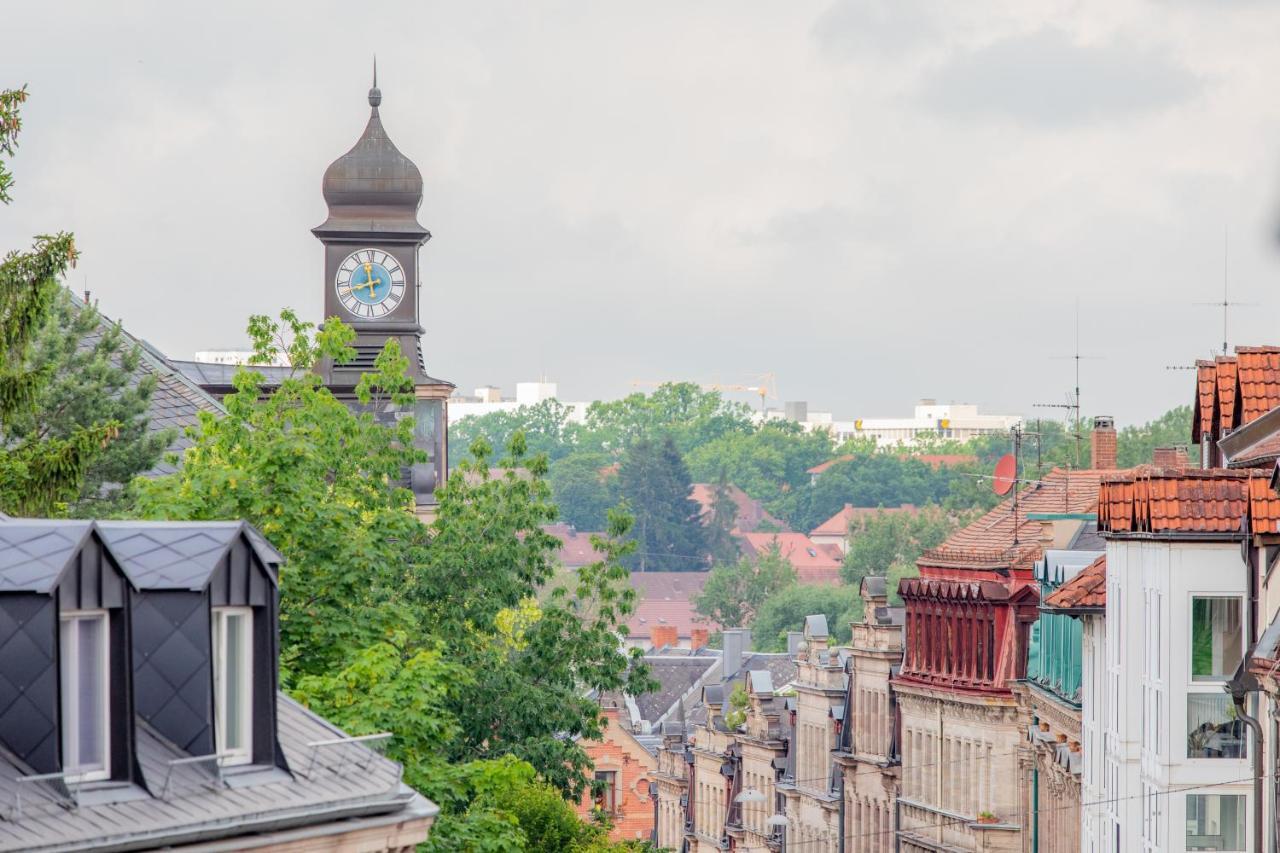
60;610;110;782
212;607;253;765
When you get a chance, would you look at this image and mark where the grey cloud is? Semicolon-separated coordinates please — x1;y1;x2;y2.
917;29;1200;126
812;0;940;57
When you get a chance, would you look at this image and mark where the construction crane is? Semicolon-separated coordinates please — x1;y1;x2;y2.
629;374;778;412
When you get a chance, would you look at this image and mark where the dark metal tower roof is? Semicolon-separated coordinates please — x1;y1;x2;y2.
314;74;428;239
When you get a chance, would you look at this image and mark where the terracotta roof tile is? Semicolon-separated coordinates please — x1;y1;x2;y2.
739;532;842;584
1236;347;1280;425
626;572;713;639
1217;356;1239;435
1044;555;1105;610
810;503;918;537
917;468;1102;573
1098;468;1280;534
806;455;855;476
1193;360;1218;445
688;483;787;533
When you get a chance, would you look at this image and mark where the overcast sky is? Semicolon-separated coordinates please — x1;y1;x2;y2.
5;0;1280;427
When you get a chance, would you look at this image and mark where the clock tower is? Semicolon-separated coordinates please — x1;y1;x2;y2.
314;74;452;509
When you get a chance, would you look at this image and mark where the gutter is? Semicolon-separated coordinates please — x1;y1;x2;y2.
33;786;435;853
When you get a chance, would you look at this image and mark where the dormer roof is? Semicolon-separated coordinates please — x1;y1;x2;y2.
94;520;280;590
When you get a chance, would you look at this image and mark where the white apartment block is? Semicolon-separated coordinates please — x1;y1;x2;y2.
823;400;1022;447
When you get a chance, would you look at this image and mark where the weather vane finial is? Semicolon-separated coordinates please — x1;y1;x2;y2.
368;56;382;109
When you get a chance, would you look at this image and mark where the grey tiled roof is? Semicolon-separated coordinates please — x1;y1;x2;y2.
95;521;280;590
634;656;719;726
76;307;226;478
167;359;296;388
0;695;433;851
0;521;93;592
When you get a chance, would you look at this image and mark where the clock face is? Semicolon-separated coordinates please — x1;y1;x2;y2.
334;248;406;319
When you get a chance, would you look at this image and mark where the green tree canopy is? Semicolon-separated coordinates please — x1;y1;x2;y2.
751;584;860;652
618;434;707;571
841;505;956;587
0;86;116;516
549;450;618;531
8;288;173;515
693;541;796;629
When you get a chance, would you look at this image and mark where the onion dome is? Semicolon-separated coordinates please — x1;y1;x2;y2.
314;72;428;238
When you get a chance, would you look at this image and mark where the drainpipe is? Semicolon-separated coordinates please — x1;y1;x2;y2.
1231;692;1264;853
1224;537;1264;853
1032;762;1040;853
837;764;846;853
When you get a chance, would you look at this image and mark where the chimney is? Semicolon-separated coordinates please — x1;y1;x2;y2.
1091;416;1117;470
650;624;678;651
1152;446;1190;470
786;631;805;657
722;628;748;678
690;627;709;651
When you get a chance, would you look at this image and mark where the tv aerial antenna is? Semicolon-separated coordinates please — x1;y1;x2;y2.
1034;302;1101;467
1195;227;1257;356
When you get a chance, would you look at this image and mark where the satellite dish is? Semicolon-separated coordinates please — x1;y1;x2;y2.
993;454;1017;496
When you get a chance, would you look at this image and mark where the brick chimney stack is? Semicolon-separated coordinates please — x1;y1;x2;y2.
650;624;678;651
690;627;709;650
1091;416;1117;470
1152;446;1190;470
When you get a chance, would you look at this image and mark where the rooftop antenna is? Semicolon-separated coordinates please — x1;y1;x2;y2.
1195;226;1257;356
1036;301;1101;467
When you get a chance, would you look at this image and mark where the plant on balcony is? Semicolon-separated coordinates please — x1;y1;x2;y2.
976;811;999;825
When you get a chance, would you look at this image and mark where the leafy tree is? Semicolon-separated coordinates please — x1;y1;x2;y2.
724;684;750;730
751;584;860;652
549;451;618;530
618;435;707;571
0;85;115;516
685;422;832;522
452;398;577;464
703;470;741;564
841;506;955;587
133;310;425;675
1117;405;1192;467
582;382;753;455
8;288;173;515
886;560;920;606
693;541;796;628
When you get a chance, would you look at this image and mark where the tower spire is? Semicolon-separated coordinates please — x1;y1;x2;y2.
368;56;382;110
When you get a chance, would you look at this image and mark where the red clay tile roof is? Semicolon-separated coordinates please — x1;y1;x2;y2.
626;572;713;639
1043;555;1105;611
739;532;843;584
917;468;1103;573
1193;360;1218;445
1237;347;1280;424
688;483;788;533
1096;468;1280;535
810;503;918;537
1216;355;1239;435
543;523;607;568
1227;431;1280;469
807;455;855;476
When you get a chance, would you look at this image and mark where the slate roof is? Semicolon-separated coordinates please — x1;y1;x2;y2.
0;521;100;593
94;521;281;589
73;300;226;477
1043;555;1106;612
167;359;296;389
633;655;720;726
1096;468;1280;535
0;695;432;851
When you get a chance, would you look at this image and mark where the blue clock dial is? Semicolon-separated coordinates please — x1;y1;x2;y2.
335;249;406;319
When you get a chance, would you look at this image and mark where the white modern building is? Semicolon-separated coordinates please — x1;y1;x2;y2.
1086;469;1259;853
830;400;1022;447
447;380;591;425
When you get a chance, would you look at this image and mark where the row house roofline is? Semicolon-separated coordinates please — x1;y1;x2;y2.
1097;466;1280;536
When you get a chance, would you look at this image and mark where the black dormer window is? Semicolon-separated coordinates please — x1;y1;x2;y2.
59;610;110;782
212;606;253;765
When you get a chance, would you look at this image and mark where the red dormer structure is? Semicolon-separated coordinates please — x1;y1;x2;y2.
892;467;1103;850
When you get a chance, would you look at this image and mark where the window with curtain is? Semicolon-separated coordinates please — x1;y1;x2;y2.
212;607;253;765
1186;793;1245;851
60;611;109;781
1187;694;1246;759
1191;598;1242;681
